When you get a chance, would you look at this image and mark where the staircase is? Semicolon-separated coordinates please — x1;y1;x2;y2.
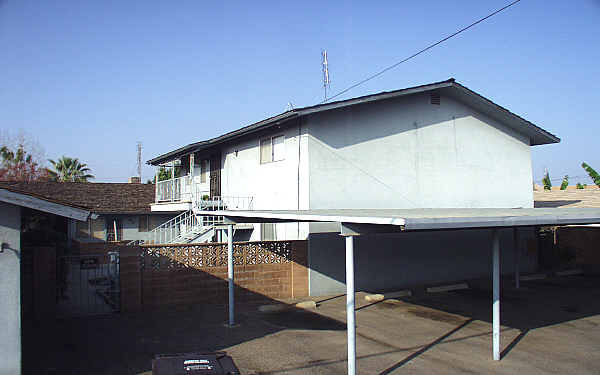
148;210;215;244
144;196;255;245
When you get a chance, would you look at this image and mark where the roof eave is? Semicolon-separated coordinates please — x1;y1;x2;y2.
147;111;298;166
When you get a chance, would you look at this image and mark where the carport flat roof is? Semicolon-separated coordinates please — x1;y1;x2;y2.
202;207;600;231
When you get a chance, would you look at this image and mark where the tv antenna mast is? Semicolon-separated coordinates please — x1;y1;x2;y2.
137;142;142;181
322;50;331;101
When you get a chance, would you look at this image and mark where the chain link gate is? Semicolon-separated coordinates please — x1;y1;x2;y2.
56;251;120;317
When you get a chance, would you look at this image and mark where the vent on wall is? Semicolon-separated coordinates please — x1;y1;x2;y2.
430;93;441;105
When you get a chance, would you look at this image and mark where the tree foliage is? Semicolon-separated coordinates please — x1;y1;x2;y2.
542;170;552;190
47;156;94;182
581;162;600;188
0;144;49;182
560;175;569;190
576;182;586;189
146;166;174;184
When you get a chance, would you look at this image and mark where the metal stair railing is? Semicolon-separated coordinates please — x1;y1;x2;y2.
149;209;202;244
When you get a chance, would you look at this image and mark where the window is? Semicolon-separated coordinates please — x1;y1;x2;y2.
260;135;285;163
75;219;90;239
261;223;276;241
138;215;149;232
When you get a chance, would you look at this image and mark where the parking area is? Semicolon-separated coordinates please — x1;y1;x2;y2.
23;274;600;374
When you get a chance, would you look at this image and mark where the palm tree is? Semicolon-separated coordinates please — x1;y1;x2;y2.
47;156;94;182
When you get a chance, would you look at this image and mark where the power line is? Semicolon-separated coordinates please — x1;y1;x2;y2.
322;0;522;103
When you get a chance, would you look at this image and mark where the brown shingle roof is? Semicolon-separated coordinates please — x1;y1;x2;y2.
0;182;154;214
534;190;600;208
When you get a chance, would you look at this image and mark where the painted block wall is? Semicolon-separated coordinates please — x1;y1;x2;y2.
308;225;537;296
306;93;534;209
0;202;21;375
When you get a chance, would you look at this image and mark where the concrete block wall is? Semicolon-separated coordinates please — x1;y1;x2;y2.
120;241;309;312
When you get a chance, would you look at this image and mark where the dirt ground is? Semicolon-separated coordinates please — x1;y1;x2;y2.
23;274;600;374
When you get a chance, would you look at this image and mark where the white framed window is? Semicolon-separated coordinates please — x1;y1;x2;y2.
260;135;285;164
261;223;277;241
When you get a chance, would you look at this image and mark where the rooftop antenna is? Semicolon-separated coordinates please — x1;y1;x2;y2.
137;142;142;181
286;101;294;111
322;50;331;101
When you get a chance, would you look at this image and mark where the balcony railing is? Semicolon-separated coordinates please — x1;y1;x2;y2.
194;195;254;211
156;176;192;203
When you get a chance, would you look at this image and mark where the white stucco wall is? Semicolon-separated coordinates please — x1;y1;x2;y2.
0;202;21;375
307;226;538;296
306;93;533;209
220;121;310;241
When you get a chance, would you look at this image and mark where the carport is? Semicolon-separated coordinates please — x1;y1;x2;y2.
202;207;600;375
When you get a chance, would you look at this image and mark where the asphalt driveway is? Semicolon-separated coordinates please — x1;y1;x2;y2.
23;274;600;374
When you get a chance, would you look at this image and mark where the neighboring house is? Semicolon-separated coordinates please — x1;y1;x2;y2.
534;189;600;271
148;78;560;295
0;181;176;245
534;189;600;208
0;186;94;375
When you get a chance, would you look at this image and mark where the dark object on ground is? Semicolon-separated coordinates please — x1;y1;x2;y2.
152;352;240;375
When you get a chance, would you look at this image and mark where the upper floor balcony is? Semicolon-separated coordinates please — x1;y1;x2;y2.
152;174;253;213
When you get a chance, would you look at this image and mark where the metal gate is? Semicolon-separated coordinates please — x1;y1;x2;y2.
56;251;120;317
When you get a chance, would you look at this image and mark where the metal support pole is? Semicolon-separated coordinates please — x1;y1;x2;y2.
345;235;356;375
492;228;501;361
155;168;159;203
227;224;235;326
171;160;175;202
513;227;520;289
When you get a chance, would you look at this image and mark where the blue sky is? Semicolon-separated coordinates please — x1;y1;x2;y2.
1;0;599;185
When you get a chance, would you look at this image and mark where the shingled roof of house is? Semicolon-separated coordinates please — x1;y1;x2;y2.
534;189;600;208
0;181;154;214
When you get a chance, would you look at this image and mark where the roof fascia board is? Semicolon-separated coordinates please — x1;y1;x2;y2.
298;81;455;116
448;84;560;145
0;189;91;221
147;112;298;166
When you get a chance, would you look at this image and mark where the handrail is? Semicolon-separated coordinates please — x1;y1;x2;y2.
148;209;202;244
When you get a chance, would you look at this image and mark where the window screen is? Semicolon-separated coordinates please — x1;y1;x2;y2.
272;135;285;161
260;138;272;163
260;135;284;164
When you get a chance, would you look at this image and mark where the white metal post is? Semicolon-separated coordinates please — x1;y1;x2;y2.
345;235;356;375
155;168;159;203
171;160;175;202
227;224;235;326
492;228;501;361
513;227;520;289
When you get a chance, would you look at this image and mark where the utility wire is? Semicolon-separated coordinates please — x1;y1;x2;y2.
322;0;522;103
